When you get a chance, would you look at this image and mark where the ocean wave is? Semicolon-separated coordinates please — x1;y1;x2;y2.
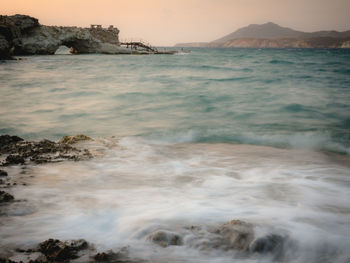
269;59;294;65
142;129;350;154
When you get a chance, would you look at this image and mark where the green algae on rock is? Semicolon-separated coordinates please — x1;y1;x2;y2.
59;134;92;144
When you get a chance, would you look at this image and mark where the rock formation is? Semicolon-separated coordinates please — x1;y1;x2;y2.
0;14;164;59
0;134;92;165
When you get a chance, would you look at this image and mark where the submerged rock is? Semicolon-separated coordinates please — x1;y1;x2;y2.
8;251;46;263
183;219;289;258
250;234;285;254
59;134;92;144
0;190;14;202
0;170;8;177
209;220;254;251
147;230;183;247
93;247;140;263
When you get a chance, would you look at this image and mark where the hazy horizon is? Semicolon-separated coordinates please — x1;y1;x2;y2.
2;0;350;46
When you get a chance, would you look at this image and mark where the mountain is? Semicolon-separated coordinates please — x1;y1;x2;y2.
175;22;350;48
213;22;302;43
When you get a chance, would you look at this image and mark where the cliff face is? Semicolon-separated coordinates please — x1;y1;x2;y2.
0;14;40;59
16;25;121;55
0;14;129;59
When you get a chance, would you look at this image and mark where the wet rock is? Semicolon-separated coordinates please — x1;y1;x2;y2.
147;230;182;247
94;250;119;262
0;170;8;176
59;134;92;145
250;234;286;254
4;155;25;166
39;238;88;261
39;239;71;261
0;135;24;152
0;190;14;202
9;252;46;263
0;135;92;166
64;239;88;252
210;220;254;251
93;247;135;263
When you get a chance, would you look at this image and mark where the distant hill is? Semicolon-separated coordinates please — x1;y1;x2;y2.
175;22;350;48
213;22;302;43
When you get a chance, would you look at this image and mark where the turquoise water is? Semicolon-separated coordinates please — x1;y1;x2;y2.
1;49;350;262
1;48;350;153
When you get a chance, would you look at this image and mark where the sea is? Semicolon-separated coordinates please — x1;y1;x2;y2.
0;48;350;262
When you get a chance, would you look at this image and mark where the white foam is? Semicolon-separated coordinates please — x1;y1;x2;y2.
1;138;350;262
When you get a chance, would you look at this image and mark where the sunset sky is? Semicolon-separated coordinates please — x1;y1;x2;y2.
2;0;350;46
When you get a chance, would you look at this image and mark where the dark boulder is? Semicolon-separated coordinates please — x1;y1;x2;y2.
250;234;285;254
0;190;14;202
93;247;133;263
4;155;25;165
0;135;24;152
0;170;8;176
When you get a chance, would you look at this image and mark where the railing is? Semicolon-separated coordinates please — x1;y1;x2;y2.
119;38;158;52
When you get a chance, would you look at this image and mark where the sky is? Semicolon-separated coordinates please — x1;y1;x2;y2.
2;0;350;46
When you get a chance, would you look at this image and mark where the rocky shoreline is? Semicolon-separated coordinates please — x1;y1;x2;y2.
0;134;93;207
0;134;293;263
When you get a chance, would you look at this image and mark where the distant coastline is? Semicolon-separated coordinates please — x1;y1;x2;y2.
175;22;350;48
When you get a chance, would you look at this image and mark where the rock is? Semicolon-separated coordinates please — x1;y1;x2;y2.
0;135;24;152
0;190;14;202
341;40;350;48
0;14;168;59
210;220;254;251
9;252;46;263
0;15;39;60
147;230;182;247
8;14;39;32
93;247;134;263
0;170;8;176
39;239;71;261
0;135;92;165
4;155;25;165
64;239;88;252
59;134;92;144
94;251;119;262
0;35;11;59
39;238;88;261
250;234;285;254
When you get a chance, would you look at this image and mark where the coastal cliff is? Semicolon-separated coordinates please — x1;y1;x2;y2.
0;14;168;59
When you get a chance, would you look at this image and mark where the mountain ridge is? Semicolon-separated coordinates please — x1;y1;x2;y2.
175;22;350;48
